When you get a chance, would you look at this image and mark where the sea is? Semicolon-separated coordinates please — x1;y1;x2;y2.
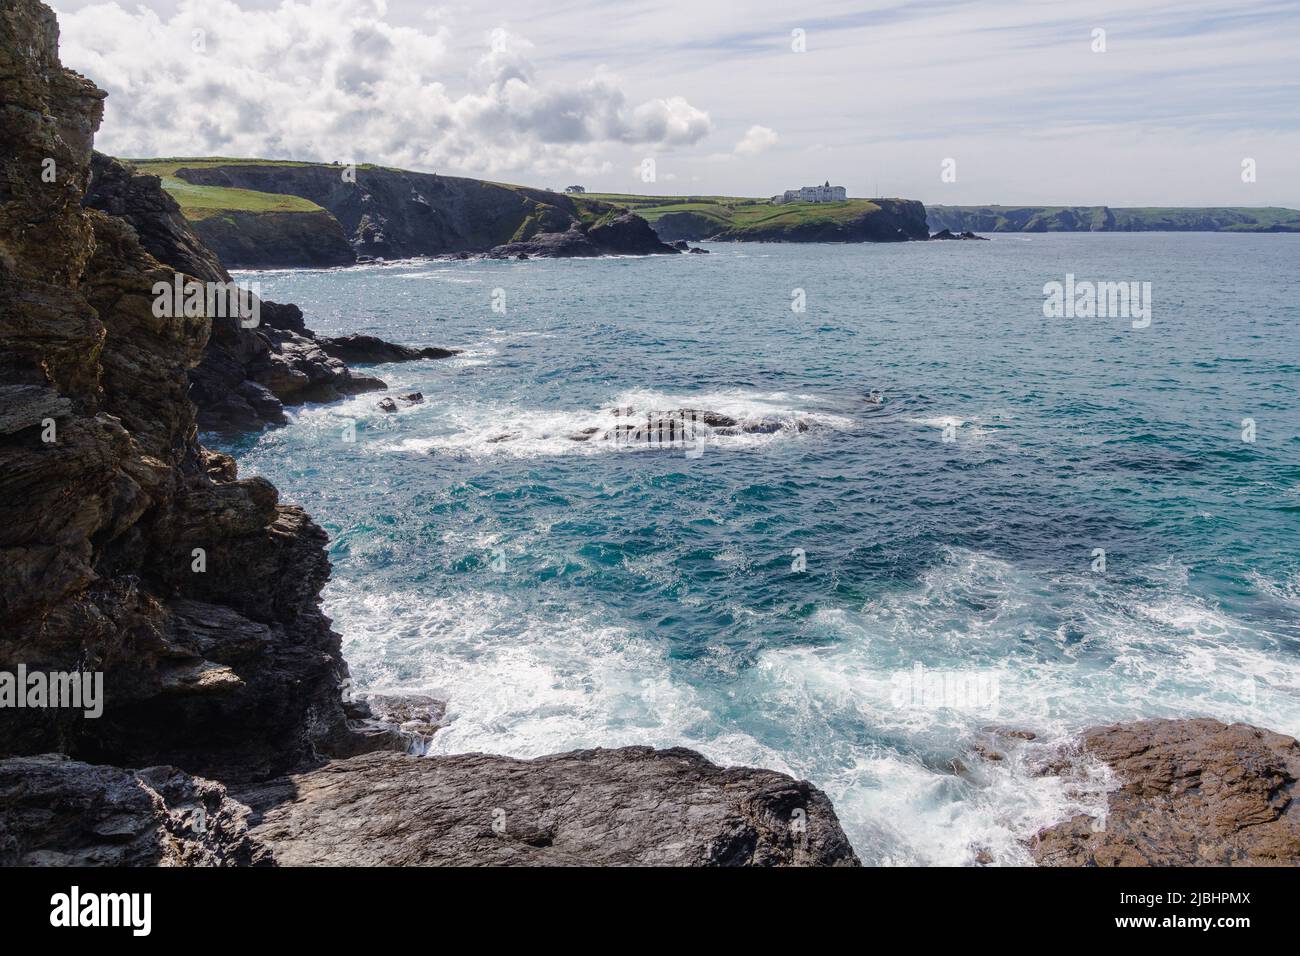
215;232;1300;865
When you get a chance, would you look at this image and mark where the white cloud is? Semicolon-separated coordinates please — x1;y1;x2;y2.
734;125;778;156
56;0;711;178
48;0;1300;202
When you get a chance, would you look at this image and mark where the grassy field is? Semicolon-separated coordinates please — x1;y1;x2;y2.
583;193;885;231
126;158;328;221
124;157;590;223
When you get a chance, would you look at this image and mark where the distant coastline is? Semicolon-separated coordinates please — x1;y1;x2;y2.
120;157;1300;271
925;204;1300;234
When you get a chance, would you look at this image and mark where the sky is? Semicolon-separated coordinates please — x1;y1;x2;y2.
47;0;1300;206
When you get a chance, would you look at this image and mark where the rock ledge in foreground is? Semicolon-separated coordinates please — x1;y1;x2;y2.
1031;718;1300;866
0;754;265;866
240;747;860;866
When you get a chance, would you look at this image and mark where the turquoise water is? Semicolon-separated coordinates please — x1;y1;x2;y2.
221;233;1300;864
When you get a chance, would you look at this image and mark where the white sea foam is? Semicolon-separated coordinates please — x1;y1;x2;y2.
327;582;764;761
741;547;1300;861
387;388;853;459
323;543;1300;865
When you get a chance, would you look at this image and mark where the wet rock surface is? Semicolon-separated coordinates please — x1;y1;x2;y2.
1031;719;1300;866
238;748;860;867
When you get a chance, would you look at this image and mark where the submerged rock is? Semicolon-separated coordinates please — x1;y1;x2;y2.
239;747;860;866
1031;719;1300;866
670;239;710;254
930;228;988;241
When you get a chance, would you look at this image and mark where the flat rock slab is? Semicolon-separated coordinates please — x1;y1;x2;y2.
242;747;859;866
1031;719;1300;866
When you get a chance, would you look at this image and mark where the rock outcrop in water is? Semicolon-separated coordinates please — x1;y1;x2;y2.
0;0;860;867
1031;719;1300;866
484;210;679;258
929;228;988;241
315;334;459;364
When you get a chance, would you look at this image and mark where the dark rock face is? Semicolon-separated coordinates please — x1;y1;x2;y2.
167;160;679;264
239;748;860;866
81;155;393;432
86;153;352;270
175;162;594;261
652;211;721;243
0;754;265;866
1031;719;1300;866
0;0;374;774
191;209;356;269
316;334;459;364
84;151;228;283
485;212;679;259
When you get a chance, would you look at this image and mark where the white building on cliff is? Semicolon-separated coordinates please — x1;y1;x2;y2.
774;180;847;204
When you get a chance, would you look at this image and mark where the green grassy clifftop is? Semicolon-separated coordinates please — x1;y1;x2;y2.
122;158;629;266
586;193;929;242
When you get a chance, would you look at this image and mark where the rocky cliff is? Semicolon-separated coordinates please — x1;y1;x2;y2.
0;0;371;775
184;208;356;269
83;152;454;432
166;160;676;265
0;0;857;867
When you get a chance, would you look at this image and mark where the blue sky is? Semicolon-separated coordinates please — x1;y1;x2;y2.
50;0;1300;205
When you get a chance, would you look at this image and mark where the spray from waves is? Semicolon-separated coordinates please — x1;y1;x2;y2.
744;547;1300;863
326;581;781;769
385;388;854;459
323;526;1300;866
